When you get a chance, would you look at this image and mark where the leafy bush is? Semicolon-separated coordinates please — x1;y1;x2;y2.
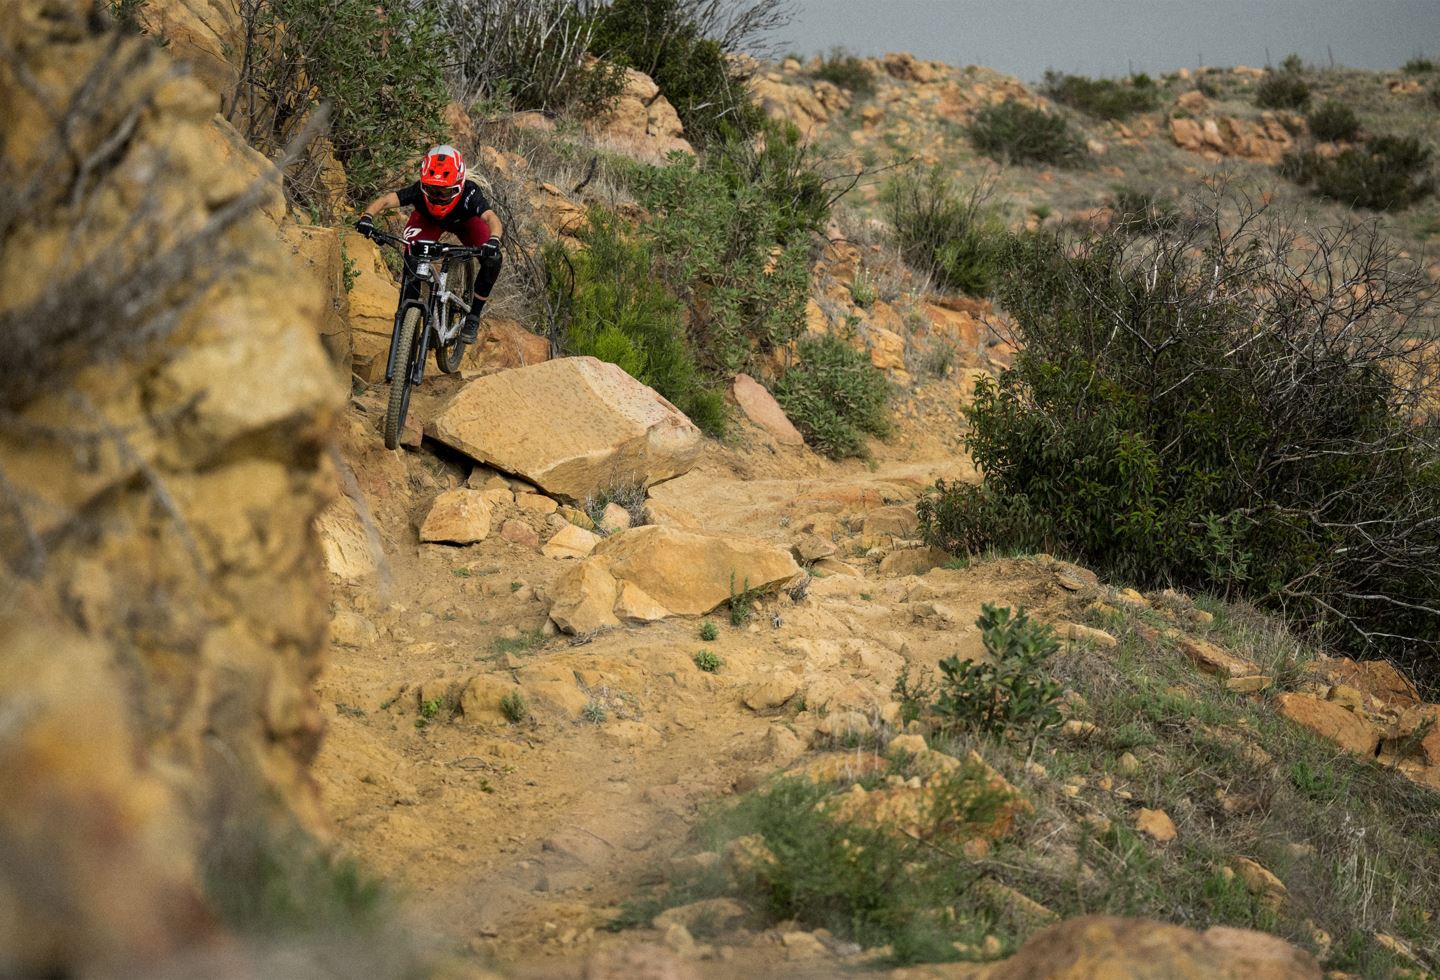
500;691;529;723
636;123;830;374
1042;71;1159;120
884;167;1007;295
544;210;728;434
1110;186;1181;233
231;0;449;208
811;46;874;95
1403;56;1436;74
919;194;1440;685
693;649;723;672
933;604;1063;739
592;0;779;146
968;100;1085;167
436;0;625;115
699;620;719;641
1255;70;1310;110
1306;100;1361;142
773;335;890;458
1281;134;1435;210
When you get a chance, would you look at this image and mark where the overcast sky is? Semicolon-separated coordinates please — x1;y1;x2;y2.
778;0;1439;81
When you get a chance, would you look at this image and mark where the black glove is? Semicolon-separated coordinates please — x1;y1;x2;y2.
479;235;501;259
356;214;375;239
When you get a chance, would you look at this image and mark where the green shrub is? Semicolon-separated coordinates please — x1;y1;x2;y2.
1281;134;1435;210
1042;71;1160;120
544;210;728;434
500;691;529;723
1110;186;1181;233
591;0;770;146
1255;70;1310;110
811;46;874;95
1280;52;1306;74
699;620;719;641
918;199;1440;686
884;167;1007;295
933;604;1063;739
773;335;890;459
728;573;762;626
1402;56;1436;74
968;100;1085;167
232;0;449;208
636;123;829;375
1306;100;1361;142
693;649;723;672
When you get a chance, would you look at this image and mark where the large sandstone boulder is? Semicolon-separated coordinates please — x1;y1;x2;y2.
428;357;703;501
1276;693;1382;757
279;221;351;369
346;234;401;382
976;915;1320;980
732;373;803;446
0;1;340;970
584;65;694;162
591;526;802;616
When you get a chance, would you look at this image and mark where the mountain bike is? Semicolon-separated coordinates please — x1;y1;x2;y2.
368;230;485;450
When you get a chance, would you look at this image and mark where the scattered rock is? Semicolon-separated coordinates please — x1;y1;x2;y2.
793;534;837;563
419;489;493;545
547;561;620;634
614;579;671;623
1225;675;1273;694
1231;858;1288;910
1053;564;1100;592
1176;636;1260;679
600;502;633;533
1275;693;1381;757
515;492;559;517
743;674;800;711
878;546;950;577
1117;752;1142;776
1134;808;1177;843
428;357;703;501
500;519;541;550
542;523;603;560
732;373;804;446
330;610;378;648
652;898;747;934
1063;623;1118;650
816;711;873;741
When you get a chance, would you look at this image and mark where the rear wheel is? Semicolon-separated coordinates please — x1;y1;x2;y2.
383;307;421;450
435;259;476;375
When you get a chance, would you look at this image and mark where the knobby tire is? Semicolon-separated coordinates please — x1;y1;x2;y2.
383;307;421;450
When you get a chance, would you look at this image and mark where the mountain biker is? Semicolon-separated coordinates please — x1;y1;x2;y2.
356;145;503;345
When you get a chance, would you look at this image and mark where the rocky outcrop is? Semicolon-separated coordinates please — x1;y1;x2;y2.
427;357;703;501
1168;111;1302;164
0;0;340;971
750;72;850;138
584;65;694;162
732;373;804;446
975;915;1320;979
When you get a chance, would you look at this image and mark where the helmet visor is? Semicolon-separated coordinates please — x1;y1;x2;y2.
422;182;460;205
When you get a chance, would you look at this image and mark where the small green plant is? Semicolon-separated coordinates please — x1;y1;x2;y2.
1280;52;1306;74
699;620;719;642
340;238;359;292
1042;71;1159;120
1111;186;1180;232
582;700;608;724
727;573;763;626
1306;100;1361;142
416;696;445;727
490;628;545;658
693;649;723;672
452;568;472;578
968;100;1085;167
584;481;650;530
509;580;522;592
500;690;529;723
811;46;875;95
892;665;939;725
933;604;1064;741
884;167;1008;296
849;272;877;308
859;592;873;601
1255;70;1310;110
773;334;890;459
1402;56;1435;74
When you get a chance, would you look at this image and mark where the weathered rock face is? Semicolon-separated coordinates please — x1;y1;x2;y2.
590;526;802;617
1168;111;1301;164
419;488;493;544
584;65;694;162
428;356;704;501
0;1;340;971
346;234;402;382
732;373;804;446
977;915;1321;980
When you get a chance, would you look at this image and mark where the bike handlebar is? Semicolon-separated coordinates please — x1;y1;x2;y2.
366;230;487;259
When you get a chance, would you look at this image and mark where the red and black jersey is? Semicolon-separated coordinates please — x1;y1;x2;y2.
396;179;493;226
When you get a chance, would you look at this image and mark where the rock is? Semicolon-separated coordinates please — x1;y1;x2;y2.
1062;720;1099;739
1117;752;1142;776
584;66;694;163
732;373;804;446
428;357;703;502
515;492;559;517
1232;858;1287;909
744;674;800;711
866;325;907;371
590;525;802;616
614;580;671;623
419;489;493;545
330;610;378;648
600;502;633;533
975;915;1321;980
1053;564;1100;591
1134;808;1177;842
781;931;827;959
816;711;873;741
459;676;525;726
1276;693;1381;757
315;494;380;580
1177;637;1260;679
548;561;620;634
878;546;949;576
811;557;861;577
346;236;402;382
467;317;550;374
1063;623;1118;650
500;519;541;550
542;523;603;560
583;942;699;980
1225;675;1273;694
888;733;928;756
1325;684;1364;712
862;504;919;537
793;534;837;562
653;898;747;934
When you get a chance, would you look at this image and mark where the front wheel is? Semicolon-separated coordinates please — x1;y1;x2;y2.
383;307;422;450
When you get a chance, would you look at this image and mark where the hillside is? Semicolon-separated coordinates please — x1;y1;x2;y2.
3;1;1439;978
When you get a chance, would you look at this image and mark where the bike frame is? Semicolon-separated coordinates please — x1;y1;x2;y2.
371;233;481;386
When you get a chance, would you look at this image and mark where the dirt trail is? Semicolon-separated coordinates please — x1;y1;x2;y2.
315;367;1052;976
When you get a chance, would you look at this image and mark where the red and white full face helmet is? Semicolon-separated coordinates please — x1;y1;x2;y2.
419;145;465;217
